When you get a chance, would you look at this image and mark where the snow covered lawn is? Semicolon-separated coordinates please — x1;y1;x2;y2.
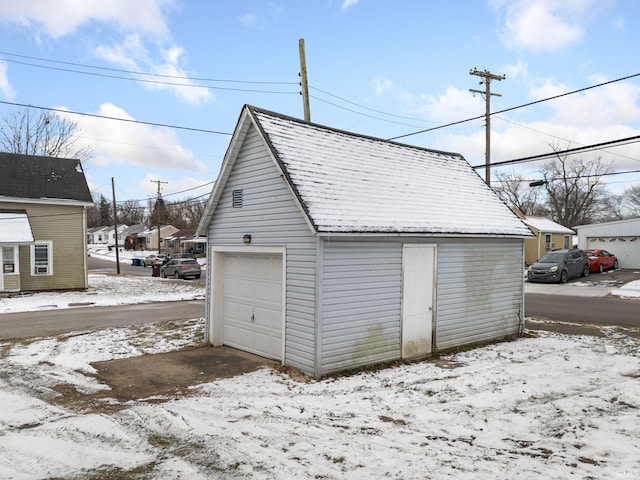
0;275;638;478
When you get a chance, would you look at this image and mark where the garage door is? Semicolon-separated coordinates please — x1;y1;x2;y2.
586;238;640;269
222;253;283;360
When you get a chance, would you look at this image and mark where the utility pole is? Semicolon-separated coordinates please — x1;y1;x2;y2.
111;177;120;274
299;38;310;122
150;179;168;253
469;68;505;187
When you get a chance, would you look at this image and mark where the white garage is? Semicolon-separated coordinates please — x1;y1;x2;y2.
210;247;285;361
575;218;640;268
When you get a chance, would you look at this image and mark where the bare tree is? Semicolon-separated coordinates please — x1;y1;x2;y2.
539;146;613;228
118;200;146;226
0;108;92;161
622;185;640;217
493;170;547;216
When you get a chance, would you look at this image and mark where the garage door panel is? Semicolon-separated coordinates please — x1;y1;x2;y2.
222;253;283;360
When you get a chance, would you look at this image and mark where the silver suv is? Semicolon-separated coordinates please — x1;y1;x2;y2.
528;248;590;283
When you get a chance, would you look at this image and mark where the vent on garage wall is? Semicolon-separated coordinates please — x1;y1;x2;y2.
232;189;243;208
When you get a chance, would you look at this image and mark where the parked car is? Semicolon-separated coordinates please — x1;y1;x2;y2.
584;249;618;273
527;248;590;283
160;258;201;279
143;254;169;267
169;252;196;260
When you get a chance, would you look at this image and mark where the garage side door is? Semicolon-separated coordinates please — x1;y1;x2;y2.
223;253;283;360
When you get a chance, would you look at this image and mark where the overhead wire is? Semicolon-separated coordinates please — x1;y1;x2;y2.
0;51;299;86
388;71;640;140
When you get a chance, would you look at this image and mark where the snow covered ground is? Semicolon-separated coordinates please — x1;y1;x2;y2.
0;272;638;478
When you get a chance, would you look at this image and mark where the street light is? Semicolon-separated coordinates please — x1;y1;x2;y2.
529;180;547;187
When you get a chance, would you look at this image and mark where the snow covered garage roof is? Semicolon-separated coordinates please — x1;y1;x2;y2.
202;105;533;237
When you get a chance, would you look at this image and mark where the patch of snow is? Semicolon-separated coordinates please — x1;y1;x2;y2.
610;279;640;299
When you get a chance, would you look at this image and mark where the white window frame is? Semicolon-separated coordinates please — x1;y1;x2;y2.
31;241;53;276
2;246;18;274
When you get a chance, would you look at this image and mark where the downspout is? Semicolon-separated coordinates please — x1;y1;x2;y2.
313;235;324;379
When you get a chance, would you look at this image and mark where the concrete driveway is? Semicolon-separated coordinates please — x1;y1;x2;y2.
525;268;640;297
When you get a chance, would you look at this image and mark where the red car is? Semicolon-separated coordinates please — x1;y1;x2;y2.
584;249;618;273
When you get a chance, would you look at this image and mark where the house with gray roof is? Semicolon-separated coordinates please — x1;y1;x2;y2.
197;105;534;378
0;152;93;293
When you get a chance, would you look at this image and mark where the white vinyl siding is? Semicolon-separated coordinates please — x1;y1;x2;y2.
436;240;523;350
207;127;317;374
319;241;402;375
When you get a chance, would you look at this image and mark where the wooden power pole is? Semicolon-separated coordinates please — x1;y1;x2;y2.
150;179;168;253
469;68;505;187
111;177;120;274
299;38;310;122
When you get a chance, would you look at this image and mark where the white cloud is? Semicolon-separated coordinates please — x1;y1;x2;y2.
341;0;359;12
370;76;393;95
0;0;178;38
496;0;598;52
501;59;528;80
59;103;207;174
93;37;213;105
530;78;640;127
419;86;485;123
239;13;258;27
0;61;16;100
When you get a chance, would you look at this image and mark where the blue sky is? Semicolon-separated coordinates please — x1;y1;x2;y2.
1;0;639;207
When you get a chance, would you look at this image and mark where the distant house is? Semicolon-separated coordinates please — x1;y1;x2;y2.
512;210;574;266
137;225;179;252
197;105;533;379
0;153;93;293
87;226;106;244
575;217;640;268
120;224;148;250
164;228;206;255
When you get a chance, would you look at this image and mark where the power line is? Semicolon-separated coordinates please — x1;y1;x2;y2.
389;71;640;141
1;57;299;94
309;95;422;128
0;99;233;136
0;50;299;86
474;135;640;169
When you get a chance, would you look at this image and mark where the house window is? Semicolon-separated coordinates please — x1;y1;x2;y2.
2;247;16;273
563;235;570;249
232;189;243;208
544;234;553;250
31;241;53;275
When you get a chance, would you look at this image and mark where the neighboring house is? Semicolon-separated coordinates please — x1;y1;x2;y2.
87;226;109;244
137;225;179;252
512;209;574;266
574;218;640;268
0;152;93;293
164;228;206;255
104;224;128;248
197;105;534;379
120;224;148;250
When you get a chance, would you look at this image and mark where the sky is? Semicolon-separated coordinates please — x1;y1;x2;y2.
0;260;639;477
1;0;640;211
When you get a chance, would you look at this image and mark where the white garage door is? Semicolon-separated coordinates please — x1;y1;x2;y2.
586;238;640;269
222;253;283;360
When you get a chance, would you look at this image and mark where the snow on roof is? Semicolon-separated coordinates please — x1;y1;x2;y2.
523;217;575;234
251;107;532;236
0;210;34;243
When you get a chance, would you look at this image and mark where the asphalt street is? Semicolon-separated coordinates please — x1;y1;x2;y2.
0;300;205;341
